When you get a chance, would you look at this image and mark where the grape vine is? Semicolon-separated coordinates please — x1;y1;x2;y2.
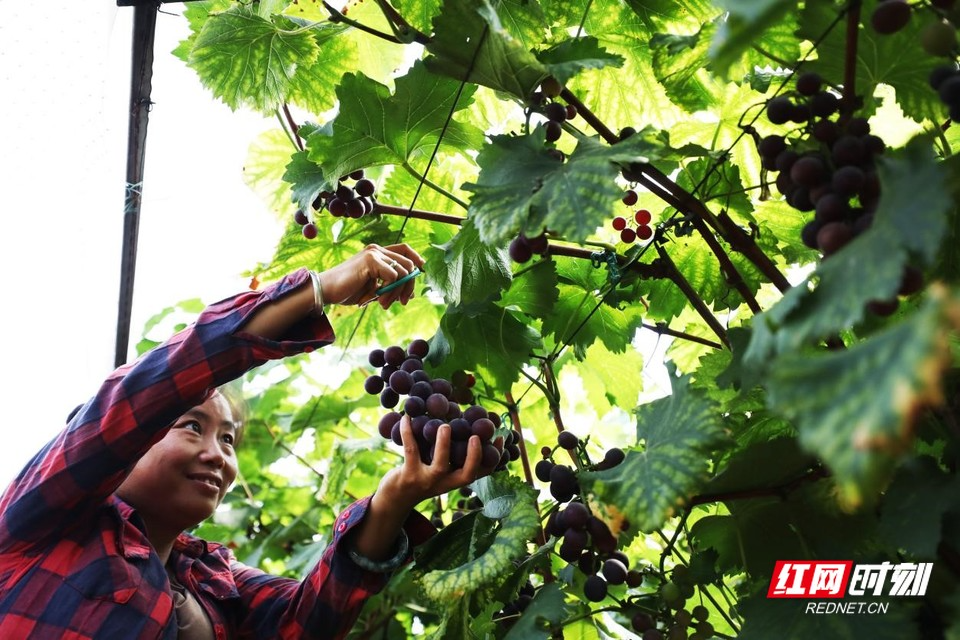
171;0;960;638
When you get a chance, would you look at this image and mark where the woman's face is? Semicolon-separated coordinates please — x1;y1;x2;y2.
117;392;239;536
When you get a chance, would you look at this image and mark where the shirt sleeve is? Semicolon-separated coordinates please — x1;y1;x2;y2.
0;269;334;553
229;497;435;640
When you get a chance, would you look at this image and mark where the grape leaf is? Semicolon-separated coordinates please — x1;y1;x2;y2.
502;583;568;640
306;61;483;189
283;149;330;214
173;0;234;62
650;26;715;114
568;0;687;129
500;259;560;319
465;128;672;244
540;284;644;359
702;437;816;497
622;0;719;30
576;341;645;413
439;303;543;389
708;0;795;78
747;140;951;357
422;218;513;307
244;129;302;218
878;456;960;557
284;22;356;115
391;0;441;35
767;290;959;506
580;371;727;533
424;0;549;100
537;37;625;85
417;475;540;600
187;6;320;112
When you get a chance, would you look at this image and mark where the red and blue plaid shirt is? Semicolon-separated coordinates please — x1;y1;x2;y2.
0;269;430;639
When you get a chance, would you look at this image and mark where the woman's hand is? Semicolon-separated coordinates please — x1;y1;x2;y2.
318;243;424;309
377;415;498;512
349;416;500;561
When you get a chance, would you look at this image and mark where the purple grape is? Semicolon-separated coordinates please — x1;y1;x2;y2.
431;379;453;398
364;375;385;395
380;388;399;409
463;405;488;423
385;345;405;366
408;338;430;358
410;380;433;400
445;402;463;421
481;443;501;467
400;358;423;373
378;412;401;439
426;393;450;418
535;459;554;482
389;370;414;395
412;370;431;383
404;395;426;417
471;417;495;441
380;364;398;382
368;349;386;368
390;422;403;446
449;418;472;441
557;431;579;450
423;419;443;443
355;178;375;197
602;559;628;585
509;236;533;263
487;412;501;428
583;575;608;602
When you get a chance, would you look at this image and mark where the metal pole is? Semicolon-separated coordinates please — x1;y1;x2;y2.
115;3;157;367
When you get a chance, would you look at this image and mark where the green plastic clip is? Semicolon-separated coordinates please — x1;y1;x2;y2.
589;250;621;285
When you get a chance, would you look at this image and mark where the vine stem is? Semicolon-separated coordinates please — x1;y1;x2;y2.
372;202;465;225
281;103;303;151
401;162;469;209
686;466;828;507
655;245;730;348
842;0;862;117
370;0;430;45
316;1;403;43
642;322;723;350
561;89;791;294
504;392;550;552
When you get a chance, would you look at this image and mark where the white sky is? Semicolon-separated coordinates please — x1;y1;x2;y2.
0;2;284;486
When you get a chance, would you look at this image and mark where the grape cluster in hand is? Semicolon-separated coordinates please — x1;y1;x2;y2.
365;339;511;470
612;191;654;244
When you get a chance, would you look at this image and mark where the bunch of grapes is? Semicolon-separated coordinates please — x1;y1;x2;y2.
535;432;633;603
760;70;927;314
292;170;379;239
931;63;960;120
317;170;378;220
542;98;578;143
364;339;514;470
612;191;654;245
508;231;550;263
494;581;536;631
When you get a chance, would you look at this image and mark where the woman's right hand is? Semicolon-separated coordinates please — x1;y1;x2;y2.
319;243;424;309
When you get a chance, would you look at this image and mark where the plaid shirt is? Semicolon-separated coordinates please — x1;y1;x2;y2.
0;269;431;639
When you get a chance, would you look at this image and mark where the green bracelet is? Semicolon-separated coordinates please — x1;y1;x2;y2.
347;530;410;573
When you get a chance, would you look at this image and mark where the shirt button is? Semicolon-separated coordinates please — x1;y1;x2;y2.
338;523;347;533
342;509;351;519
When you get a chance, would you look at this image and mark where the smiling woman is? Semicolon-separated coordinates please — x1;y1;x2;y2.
0;245;497;640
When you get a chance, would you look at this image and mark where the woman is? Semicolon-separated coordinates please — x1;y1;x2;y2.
0;244;491;639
